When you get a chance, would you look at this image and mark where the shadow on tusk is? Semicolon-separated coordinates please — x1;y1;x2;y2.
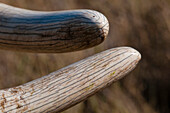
0;3;109;53
0;47;141;113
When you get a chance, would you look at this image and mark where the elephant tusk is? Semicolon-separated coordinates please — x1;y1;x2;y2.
0;47;141;113
0;3;109;53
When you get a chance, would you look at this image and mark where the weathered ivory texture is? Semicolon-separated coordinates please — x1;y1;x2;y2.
0;3;109;53
0;47;141;113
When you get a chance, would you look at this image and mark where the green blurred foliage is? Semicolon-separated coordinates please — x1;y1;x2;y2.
0;0;169;113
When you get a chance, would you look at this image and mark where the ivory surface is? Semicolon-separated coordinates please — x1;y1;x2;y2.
0;3;109;53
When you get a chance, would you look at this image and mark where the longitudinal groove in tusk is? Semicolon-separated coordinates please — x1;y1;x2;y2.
0;3;109;53
0;47;141;113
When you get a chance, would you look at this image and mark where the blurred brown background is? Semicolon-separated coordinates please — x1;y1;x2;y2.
0;0;169;113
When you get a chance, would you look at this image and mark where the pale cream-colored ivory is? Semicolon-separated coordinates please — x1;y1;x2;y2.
0;47;141;113
0;3;141;113
0;3;109;53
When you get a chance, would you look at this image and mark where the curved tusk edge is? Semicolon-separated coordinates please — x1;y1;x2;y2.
0;47;141;113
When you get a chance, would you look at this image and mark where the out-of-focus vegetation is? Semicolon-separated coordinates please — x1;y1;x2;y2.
0;0;169;113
